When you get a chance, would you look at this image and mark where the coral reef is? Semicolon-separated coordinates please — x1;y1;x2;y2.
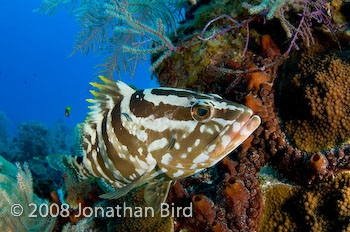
50;120;76;155
8;120;75;163
0;162;56;231
10;121;61;195
8;121;51;163
63;174;94;209
309;153;329;176
156;14;280;231
45;171;104;231
112;188;174;232
0;111;10;157
59;186;175;232
258;183;298;232
155;31;247;89
62;218;98;232
259;171;350;232
34;0;350;231
152;0;350;231
0;155;18;179
1;120;76;199
270;47;350;184
243;0;334;43
257;165;294;192
192;195;216;225
167;155;263;231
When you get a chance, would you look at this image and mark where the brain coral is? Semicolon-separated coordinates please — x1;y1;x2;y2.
279;52;350;152
259;171;350;232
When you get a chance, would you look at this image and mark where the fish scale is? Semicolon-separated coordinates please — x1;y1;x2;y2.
67;75;261;212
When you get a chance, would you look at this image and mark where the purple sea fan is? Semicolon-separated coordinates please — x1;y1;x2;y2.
243;0;335;51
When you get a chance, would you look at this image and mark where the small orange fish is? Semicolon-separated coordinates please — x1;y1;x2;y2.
65;106;71;117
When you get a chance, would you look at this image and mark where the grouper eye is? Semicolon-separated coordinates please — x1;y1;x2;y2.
197;108;208;116
191;101;214;122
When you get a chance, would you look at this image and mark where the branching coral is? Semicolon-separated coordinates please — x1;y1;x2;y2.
38;0;189;78
243;0;287;20
0;163;56;232
243;0;334;49
104;0;182;71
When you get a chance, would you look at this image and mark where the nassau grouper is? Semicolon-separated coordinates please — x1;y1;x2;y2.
69;76;261;212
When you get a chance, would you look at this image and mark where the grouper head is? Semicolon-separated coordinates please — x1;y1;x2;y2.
123;87;261;179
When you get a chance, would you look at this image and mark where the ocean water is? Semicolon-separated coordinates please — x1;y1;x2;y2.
0;0;158;132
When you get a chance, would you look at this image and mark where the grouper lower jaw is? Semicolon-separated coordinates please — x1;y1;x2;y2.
204;114;261;166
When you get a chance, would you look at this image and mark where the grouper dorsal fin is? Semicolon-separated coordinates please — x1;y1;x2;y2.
86;76;135;124
144;181;173;213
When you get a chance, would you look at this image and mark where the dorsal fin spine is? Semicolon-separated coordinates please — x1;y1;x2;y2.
99;75;115;85
84;76;136;130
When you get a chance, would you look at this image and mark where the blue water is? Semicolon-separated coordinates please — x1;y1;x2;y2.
0;0;158;133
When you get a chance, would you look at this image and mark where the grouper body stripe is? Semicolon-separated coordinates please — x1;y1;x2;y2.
150;88;244;111
131;90;245;121
102;105;137;184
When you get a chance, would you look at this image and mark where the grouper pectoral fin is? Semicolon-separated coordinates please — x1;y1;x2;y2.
99;164;156;200
144;180;173;213
99;181;138;200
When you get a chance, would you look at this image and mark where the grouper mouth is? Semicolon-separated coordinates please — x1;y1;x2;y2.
204;110;261;164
